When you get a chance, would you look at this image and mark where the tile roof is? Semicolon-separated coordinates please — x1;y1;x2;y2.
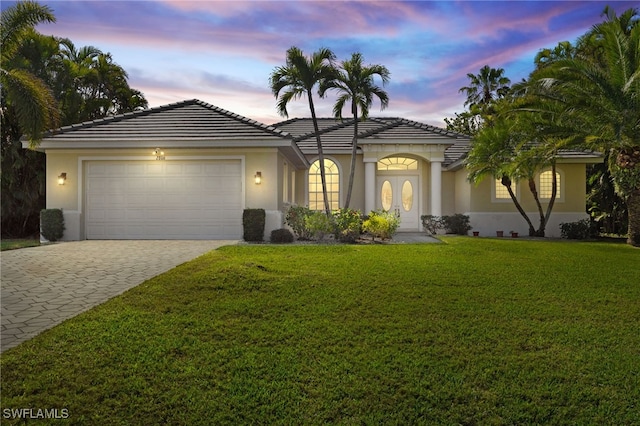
274;117;471;165
37;99;291;145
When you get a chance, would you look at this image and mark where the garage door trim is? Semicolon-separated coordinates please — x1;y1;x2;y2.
78;155;245;239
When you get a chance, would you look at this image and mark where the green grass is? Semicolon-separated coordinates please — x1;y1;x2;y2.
0;238;39;251
1;238;639;425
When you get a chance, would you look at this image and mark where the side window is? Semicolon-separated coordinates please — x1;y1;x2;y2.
539;170;561;199
309;159;339;211
493;178;517;202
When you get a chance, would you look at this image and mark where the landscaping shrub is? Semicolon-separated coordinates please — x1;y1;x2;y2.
560;219;596;240
305;211;335;240
363;210;400;241
242;208;265;242
421;215;443;235
333;208;363;243
442;213;472;235
285;205;313;240
40;209;65;242
270;228;294;244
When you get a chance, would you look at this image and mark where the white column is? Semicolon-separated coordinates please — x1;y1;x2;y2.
364;160;376;214
430;160;442;216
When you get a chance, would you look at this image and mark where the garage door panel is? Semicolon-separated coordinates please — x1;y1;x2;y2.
85;160;242;239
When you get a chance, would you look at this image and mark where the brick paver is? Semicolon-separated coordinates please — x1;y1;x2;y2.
0;240;236;352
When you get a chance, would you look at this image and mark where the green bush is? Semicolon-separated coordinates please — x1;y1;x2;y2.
421;215;443;235
285;206;313;240
40;209;65;242
270;228;294;244
363;210;400;241
242;209;265;242
305;211;335;240
333;208;362;243
560;219;595;240
442;213;472;235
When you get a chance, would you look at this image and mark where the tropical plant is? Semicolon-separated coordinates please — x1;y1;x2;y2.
1;2;148;238
305;210;335;240
333;207;363;243
285;205;313;240
441;214;472;235
1;0;59;145
529;7;640;245
420;215;444;235
363;210;400;241
270;46;336;215
319;52;390;208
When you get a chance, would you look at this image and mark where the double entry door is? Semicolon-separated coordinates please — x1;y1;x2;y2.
376;175;420;230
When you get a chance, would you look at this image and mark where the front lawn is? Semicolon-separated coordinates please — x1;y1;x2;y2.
1;238;638;424
0;238;39;251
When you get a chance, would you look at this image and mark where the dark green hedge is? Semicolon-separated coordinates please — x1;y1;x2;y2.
40;209;65;242
243;209;265;242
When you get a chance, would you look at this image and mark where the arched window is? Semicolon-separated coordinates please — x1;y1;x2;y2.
539;170;561;199
309;159;339;211
377;156;418;171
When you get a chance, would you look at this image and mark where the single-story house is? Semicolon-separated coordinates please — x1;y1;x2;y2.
28;98;601;240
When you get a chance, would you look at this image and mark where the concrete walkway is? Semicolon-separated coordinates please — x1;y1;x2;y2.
0;240;236;352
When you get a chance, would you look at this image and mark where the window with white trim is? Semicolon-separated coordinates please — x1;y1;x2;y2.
539;170;561;199
495;178;517;200
309;159;339;211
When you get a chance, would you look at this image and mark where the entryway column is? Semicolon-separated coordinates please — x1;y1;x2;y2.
364;159;376;213
430;160;442;216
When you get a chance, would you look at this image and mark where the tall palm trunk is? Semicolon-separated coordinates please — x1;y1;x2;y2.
307;92;331;215
344;104;358;209
503;176;536;236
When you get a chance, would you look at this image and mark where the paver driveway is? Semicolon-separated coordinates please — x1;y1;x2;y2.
1;240;236;352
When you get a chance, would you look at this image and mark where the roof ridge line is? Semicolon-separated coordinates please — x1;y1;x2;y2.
48;99;199;136
194;99;291;138
291;118;354;142
398;117;470;138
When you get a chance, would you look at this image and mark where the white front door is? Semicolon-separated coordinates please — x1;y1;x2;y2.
376;176;420;230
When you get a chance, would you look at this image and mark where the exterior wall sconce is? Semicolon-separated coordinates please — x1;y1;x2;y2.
57;172;67;185
153;148;165;160
254;171;262;185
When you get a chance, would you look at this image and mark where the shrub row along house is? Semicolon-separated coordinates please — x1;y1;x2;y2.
29;99;601;240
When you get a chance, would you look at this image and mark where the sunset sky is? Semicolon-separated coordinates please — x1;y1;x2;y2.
6;0;637;126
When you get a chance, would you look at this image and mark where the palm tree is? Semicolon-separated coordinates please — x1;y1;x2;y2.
459;65;511;124
465;117;537;236
530;7;640;245
270;46;336;215
319;52;390;208
1;0;59;145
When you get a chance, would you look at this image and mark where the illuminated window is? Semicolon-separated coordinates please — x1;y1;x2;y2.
377;156;418;171
309;159;339;211
495;179;516;199
539;170;561;199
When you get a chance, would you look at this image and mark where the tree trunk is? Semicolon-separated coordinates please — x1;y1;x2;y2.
614;147;640;246
503;176;536;236
307;93;331;215
344;108;358;209
528;177;546;237
626;189;640;247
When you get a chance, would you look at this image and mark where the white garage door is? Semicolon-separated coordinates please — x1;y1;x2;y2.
85;160;243;239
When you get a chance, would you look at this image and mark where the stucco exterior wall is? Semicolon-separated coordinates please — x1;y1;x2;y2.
462;163;589;238
469;163;587;213
45;148;284;240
